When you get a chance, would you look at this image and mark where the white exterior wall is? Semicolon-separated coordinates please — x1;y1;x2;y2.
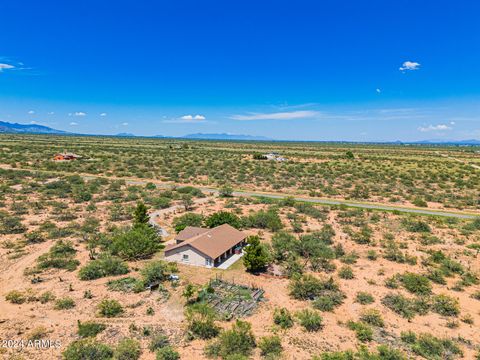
164;245;213;267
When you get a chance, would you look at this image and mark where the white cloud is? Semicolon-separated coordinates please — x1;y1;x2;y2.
0;63;15;72
376;88;381;93
449;121;455;125
180;114;206;121
100;113;107;117
28;110;35;114
69;122;78;126
122;122;128;126
30;121;37;124
418;124;452;132
73;111;87;116
399;61;421;71
231;110;319;121
47;112;55;115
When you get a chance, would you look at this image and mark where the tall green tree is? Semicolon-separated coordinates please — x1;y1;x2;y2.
243;235;270;273
133;201;149;226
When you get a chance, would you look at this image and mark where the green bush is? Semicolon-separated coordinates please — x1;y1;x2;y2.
5;290;26;304
156;346;180;360
114;338;141;360
98;299;123;317
149;332;170;351
186;303;220;340
54;297;75;310
355;292;374;305
62;338;113;360
243;235;271;273
37;240;80;271
204;320;256;359
242;209;283;232
79;255;129;280
347;321;373;342
77;321;106;338
205;211;242;229
399;272;432;295
296;309;323;332
273;307;294;329
312;291;345;312
140;260;170;286
107;277;144;293
431;294;460;317
172;213;204;232
258;336;282;358
338;266;354;279
110;224;162;260
359;309;384;327
410;333;463;359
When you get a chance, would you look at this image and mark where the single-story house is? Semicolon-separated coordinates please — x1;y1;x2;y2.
164;224;247;268
53;152;81;161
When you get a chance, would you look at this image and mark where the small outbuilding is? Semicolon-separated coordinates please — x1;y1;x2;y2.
164;224;247;268
53;152;81;161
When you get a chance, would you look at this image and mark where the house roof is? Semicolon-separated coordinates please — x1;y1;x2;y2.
165;224;246;259
175;226;209;242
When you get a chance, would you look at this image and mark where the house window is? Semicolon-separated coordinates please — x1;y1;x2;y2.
205;258;212;266
182;254;189;262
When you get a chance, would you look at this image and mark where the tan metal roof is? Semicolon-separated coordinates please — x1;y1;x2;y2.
165;224;246;259
175;226;209;242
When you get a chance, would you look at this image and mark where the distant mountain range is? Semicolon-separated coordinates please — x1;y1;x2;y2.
0;120;479;144
181;133;272;141
0;121;68;134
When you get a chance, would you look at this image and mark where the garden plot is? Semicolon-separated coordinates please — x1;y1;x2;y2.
203;278;265;319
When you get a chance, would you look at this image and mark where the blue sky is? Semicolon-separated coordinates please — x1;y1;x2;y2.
1;0;480;141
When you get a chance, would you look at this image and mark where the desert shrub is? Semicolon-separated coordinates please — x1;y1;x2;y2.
177;186;204;197
77;321;106;338
79;255;129;280
258;336;282;358
410;333;463;359
39;291;56;304
98;299;123;317
186;303;220;340
338;266;354;279
471;291;480;300
37;240;80;271
347;321;373;342
156;346;180;360
426;268;447;285
243;235;271;273
355;292;374;305
172;213;204;232
110;224;162;260
381;293;430;320
62;338;113;360
296;309;323;332
107;277;144;293
54;297;75;310
5;290;26;304
366;250;378;260
243;209;283;231
318;345;406;360
149;333;170;351
204;320;256;359
140;260;170;286
0;215;26;234
114;338;142;360
205;211;242;229
312;291;345;312
359;309;384;327
403;219;431;233
28;326;49;341
431;294;460;317
25;230;46;243
273;307;294;329
399;272;432;295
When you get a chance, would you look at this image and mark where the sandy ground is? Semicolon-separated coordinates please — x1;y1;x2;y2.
0;192;479;359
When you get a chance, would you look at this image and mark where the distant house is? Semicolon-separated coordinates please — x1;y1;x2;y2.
164;224;247;268
264;152;287;162
53;152;81;161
